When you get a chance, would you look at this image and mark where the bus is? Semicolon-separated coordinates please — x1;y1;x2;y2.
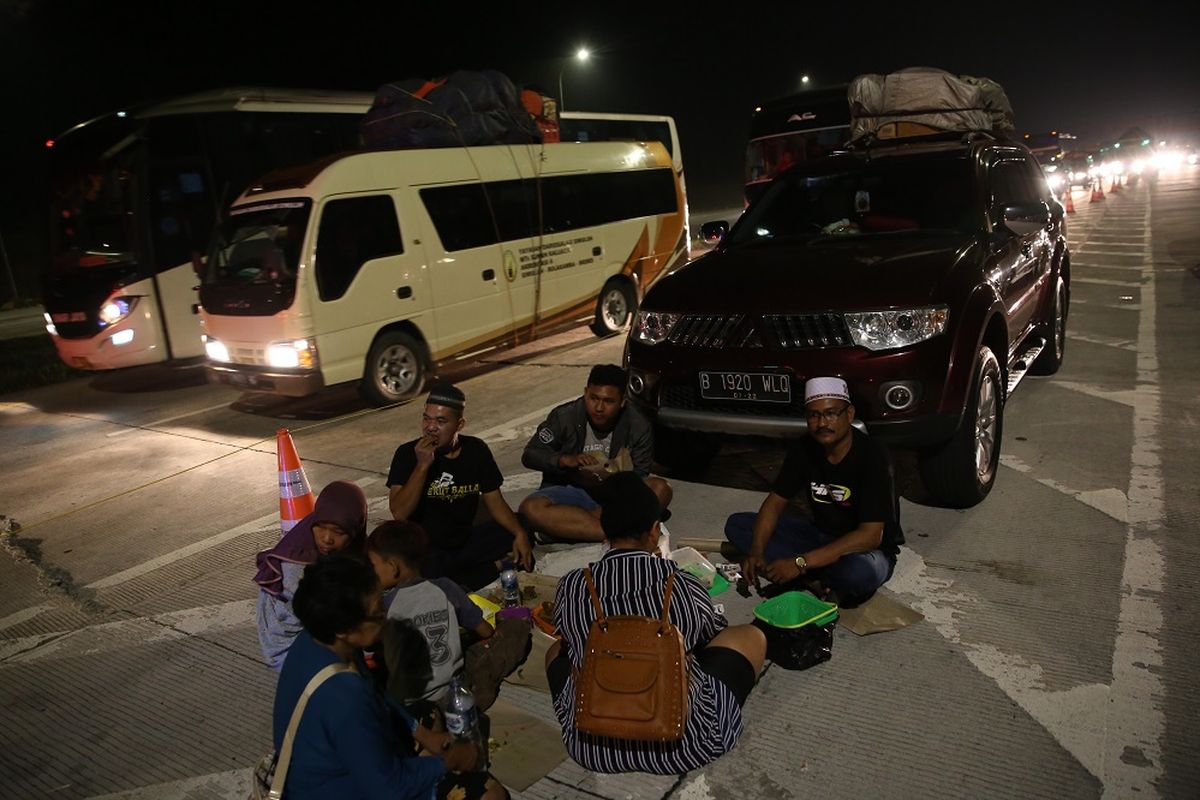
558;111;688;247
42;88;372;371
198;140;689;404
744;86;850;203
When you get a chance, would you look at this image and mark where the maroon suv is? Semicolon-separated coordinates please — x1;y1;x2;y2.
626;132;1069;507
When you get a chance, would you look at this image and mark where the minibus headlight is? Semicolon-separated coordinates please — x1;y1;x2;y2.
99;296;135;326
844;306;949;351
633;311;681;345
204;337;231;363
267;339;316;369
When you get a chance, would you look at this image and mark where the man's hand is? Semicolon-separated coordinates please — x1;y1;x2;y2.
509;531;534;571
414;434;438;468
558;452;601;469
740;553;767;587
764;557;802;585
441;738;480;773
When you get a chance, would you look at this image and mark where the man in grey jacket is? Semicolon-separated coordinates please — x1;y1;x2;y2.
519;364;673;542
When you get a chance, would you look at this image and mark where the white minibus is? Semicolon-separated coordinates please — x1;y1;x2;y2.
199;140;688;404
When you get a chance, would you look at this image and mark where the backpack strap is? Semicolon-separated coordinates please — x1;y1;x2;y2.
659;571;677;632
269;662;352;800
582;567;607;630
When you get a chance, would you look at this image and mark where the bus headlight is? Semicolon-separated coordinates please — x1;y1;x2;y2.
99;296;135;326
267;339;317;369
844;306;949;351
204;336;231;363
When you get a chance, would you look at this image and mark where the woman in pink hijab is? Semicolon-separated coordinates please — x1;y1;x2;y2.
255;480;368;670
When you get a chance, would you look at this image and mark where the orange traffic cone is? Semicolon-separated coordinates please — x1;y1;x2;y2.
1090;179;1105;203
277;427;316;533
1110;174;1120;193
1064;188;1075;213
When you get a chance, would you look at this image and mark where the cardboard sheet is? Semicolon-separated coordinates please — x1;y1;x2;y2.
486;697;568;791
838;592;924;635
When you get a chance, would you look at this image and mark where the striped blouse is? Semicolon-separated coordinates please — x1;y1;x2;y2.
551;548;745;775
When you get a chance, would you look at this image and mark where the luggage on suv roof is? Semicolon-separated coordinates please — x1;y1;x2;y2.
848;67;1014;142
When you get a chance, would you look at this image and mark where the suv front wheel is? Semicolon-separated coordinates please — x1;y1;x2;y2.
919;345;1003;508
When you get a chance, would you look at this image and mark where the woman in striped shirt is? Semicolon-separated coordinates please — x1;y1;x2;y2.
546;472;767;775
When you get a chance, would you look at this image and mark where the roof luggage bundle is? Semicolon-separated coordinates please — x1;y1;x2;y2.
847;67;1015;143
361;70;542;150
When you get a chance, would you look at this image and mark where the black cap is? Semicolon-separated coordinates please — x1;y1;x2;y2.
425;383;465;411
597;472;661;542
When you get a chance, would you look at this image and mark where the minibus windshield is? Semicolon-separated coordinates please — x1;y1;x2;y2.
205;200;311;289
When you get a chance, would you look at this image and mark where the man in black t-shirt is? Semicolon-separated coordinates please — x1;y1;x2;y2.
724;377;903;604
387;383;533;590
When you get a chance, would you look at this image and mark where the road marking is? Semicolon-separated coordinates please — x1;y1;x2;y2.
1103;197;1165;796
0;599;256;664
889;550;1110;781
1068;333;1137;352
84;477;378;591
1073;277;1141;288
1053;381;1137;408
1078;241;1144;247
1077;250;1146;257
0;604;53;633
86;768;252;800
105;401;233;437
473;397;574;443
999;454;1128;522
1070;299;1141;310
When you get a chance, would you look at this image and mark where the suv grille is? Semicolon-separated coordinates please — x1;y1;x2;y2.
667;314;746;348
761;313;852;349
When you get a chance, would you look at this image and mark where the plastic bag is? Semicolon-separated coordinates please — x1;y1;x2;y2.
753;617;834;671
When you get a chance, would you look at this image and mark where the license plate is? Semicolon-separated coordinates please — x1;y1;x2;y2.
225;372;258;388
699;371;790;403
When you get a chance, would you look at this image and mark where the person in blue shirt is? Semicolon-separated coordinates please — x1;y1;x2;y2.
274;553;507;799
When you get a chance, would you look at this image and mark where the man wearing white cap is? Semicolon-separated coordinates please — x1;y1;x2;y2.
724;376;903;604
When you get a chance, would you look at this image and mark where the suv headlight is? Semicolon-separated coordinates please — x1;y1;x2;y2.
98;296;136;326
267;339;317;369
844;306;949;351
632;311;681;345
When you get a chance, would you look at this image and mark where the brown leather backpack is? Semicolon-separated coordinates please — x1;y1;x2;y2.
573;567;688;742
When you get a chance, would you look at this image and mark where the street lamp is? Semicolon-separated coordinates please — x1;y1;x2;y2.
800;74;810;87
559;47;590;112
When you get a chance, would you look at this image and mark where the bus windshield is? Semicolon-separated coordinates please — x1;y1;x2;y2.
746;127;849;185
205;200;311;289
50;116;145;272
728;156;976;246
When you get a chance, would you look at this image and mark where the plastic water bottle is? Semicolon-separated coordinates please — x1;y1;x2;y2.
500;562;520;608
443;675;479;741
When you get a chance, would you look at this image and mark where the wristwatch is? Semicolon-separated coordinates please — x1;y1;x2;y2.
794;555;808;573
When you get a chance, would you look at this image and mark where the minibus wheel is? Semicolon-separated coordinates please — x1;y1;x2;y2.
362;331;425;405
590;280;636;336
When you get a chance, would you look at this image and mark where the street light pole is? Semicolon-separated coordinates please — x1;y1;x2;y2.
558;46;590;112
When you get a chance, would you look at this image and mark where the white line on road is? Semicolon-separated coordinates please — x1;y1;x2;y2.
86;768;252;800
474;397;573;443
999;454;1129;523
1077;250;1147;257
1102;197;1165;796
105;401;234;437
1073;277;1142;288
0;604;53;633
1068;333;1138;352
1053;381;1137;408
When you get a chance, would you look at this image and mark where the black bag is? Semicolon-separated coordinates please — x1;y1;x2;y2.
753;617;835;671
361;70;541;150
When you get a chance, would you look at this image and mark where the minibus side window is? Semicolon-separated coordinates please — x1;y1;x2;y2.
314;195;403;301
419;185;499;251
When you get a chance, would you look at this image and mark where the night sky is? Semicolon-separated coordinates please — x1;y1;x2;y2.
1;0;1197;295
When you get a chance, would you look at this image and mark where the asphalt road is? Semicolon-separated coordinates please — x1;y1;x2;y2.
1;169;1198;799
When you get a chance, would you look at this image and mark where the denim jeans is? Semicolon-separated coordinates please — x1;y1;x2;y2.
724;511;894;600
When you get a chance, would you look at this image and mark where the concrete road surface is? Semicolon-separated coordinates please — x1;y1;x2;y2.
1;169;1198;799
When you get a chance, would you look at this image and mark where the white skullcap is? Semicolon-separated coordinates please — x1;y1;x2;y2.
804;377;849;405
